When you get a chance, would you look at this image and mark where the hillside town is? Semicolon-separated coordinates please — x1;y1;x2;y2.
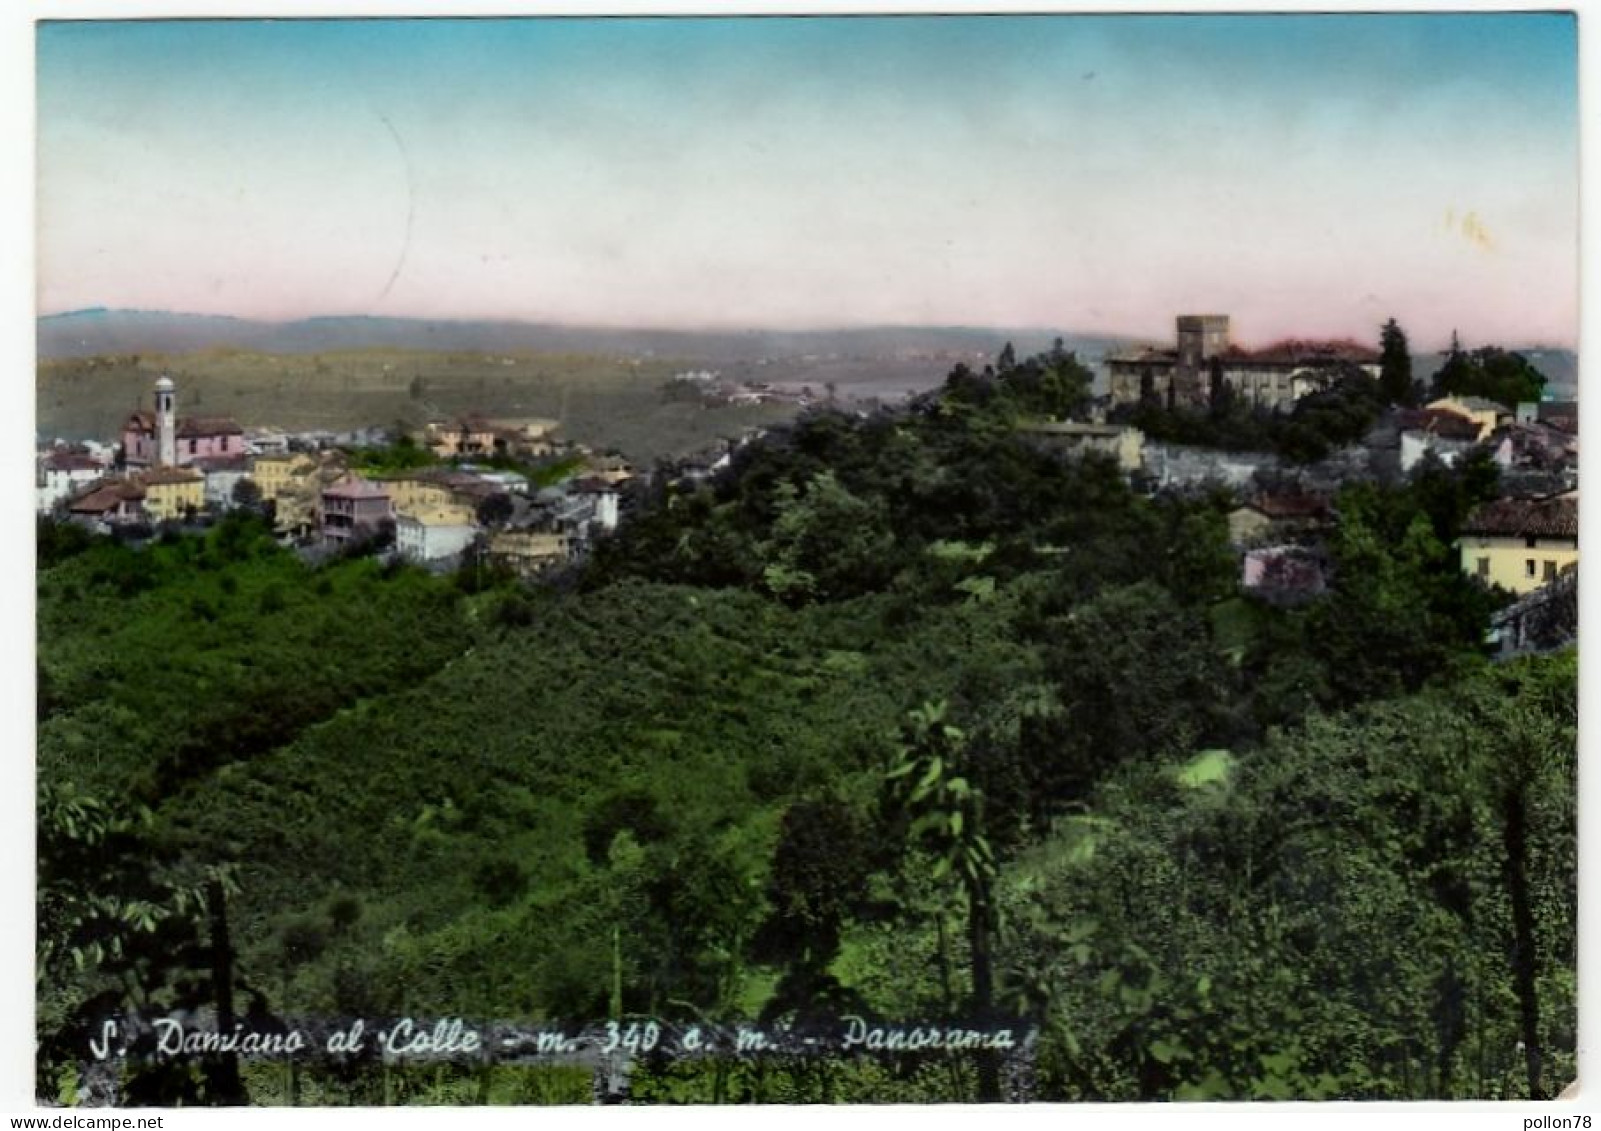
35;373;652;578
37;314;1579;661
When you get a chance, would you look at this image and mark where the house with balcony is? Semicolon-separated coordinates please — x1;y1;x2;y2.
320;475;393;547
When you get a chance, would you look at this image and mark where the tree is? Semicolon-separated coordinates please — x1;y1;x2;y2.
997;342;1017;372
883;702;1002;1100
1432;345;1547;408
231;477;265;514
758;471;896;605
754;798;874;1018
1380;318;1414;406
36;781;241;1103
1035;581;1234;804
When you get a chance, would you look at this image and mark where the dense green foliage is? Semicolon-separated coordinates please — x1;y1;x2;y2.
347;436;439;473
1117;365;1388;463
1432;342;1549;408
37;345;1573;1104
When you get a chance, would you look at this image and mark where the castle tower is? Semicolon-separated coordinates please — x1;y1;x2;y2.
154;375;177;467
1176;315;1230;369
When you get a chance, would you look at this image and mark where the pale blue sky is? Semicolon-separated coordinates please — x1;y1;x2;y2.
36;14;1579;348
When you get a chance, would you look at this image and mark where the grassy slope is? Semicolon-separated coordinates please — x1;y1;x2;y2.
114;577;1039;1020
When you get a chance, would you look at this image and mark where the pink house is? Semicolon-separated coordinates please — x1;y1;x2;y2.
321;476;393;546
122;375;244;469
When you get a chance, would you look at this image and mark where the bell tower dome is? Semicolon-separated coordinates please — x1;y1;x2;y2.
154;375;177;467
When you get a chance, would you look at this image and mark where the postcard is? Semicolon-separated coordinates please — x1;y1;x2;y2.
29;7;1581;1110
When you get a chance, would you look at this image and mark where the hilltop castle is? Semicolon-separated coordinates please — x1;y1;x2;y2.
1106;315;1380;412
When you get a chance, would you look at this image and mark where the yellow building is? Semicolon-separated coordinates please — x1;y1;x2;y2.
489;529;570;577
1459;495;1578;595
1427;396;1510;442
262;452;347;535
398;500;477;526
135;467;204;520
424;416;498;459
378;474;462;516
250;452;318;500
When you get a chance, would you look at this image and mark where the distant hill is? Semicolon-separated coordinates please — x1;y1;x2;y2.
36;308;1130;367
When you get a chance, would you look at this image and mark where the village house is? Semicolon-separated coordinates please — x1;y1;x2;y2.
1397;407;1484;472
1107;315;1380;411
1241;544;1328;604
583;452;636;485
37;450;107;513
250;451;319;500
256;452;349;538
395;497;476;527
428;468;509;510
570;476;622;532
320;475;393;547
1536;400;1578;435
122;375;246;468
1226;491;1334;546
377;471;464;515
1425;395;1510;442
466;468;531;494
134;466;205;521
247;429;290;456
193;455;250;510
1490;420;1579;478
1016;420;1145;473
488;529;571;577
396;508;478;564
67;479;146;529
492;418;562;459
1459;494;1578;595
1486;568;1577;659
423;416;498;460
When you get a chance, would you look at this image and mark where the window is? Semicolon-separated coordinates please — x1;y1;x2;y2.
188;439;197;455
1477;557;1490;578
1525;559;1537;579
1544;560;1557;582
1525;535;1538;549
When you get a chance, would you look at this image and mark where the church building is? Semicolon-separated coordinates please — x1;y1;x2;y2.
122;375;245;469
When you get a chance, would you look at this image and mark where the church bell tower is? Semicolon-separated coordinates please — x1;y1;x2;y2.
155;375;177;466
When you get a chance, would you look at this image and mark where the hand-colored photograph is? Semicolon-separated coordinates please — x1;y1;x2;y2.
33;11;1579;1106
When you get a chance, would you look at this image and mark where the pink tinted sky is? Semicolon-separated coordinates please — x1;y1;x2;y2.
36;15;1580;350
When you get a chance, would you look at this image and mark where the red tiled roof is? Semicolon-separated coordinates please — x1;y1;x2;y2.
69;480;143;512
135;467;202;486
123;412;243;437
1107;347;1178;366
323;476;390;500
1398;408;1482;442
1462;497;1578;540
177;416;244;438
1248;493;1332;521
1217;339;1381;366
43;453;105;472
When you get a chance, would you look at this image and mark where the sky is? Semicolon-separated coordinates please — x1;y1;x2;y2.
35;13;1580;349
